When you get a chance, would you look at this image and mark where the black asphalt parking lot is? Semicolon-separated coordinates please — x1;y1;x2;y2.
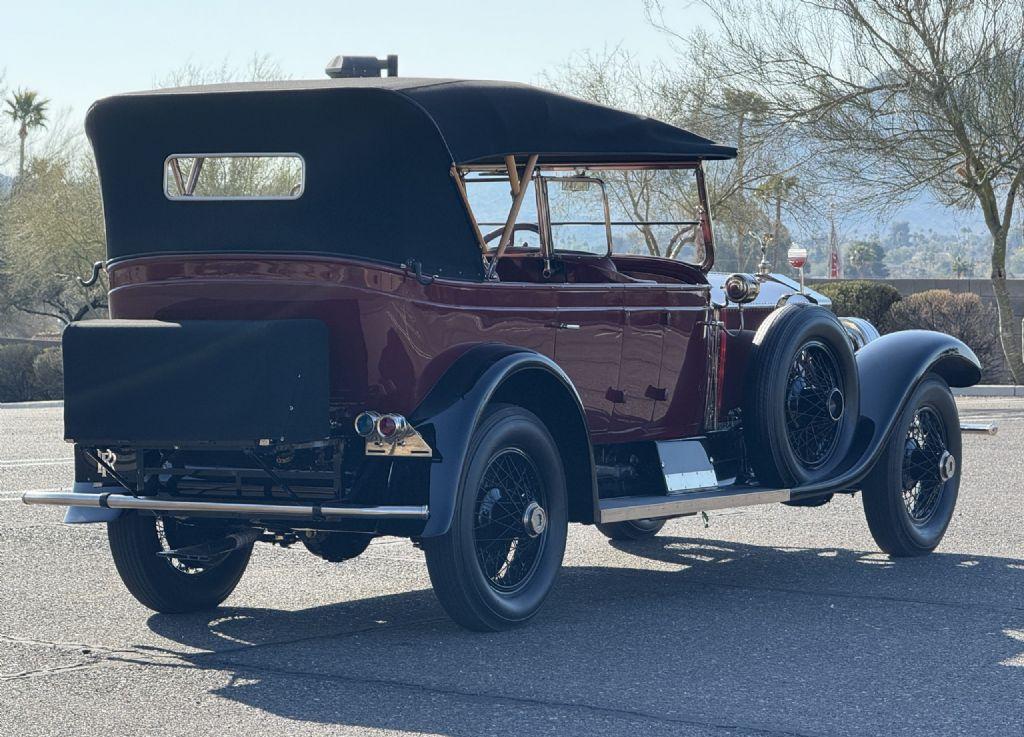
2;398;1022;737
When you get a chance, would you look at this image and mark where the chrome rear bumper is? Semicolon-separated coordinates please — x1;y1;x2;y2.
22;490;429;520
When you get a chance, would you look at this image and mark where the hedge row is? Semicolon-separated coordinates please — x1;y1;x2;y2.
0;344;64;403
815;280;1005;382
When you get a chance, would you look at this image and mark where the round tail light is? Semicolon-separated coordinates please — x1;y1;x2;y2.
353;411;380;437
376;414;408;439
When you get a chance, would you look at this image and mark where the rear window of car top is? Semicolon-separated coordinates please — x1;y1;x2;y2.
164;154;305;200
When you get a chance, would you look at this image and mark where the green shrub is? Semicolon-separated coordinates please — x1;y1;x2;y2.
31;347;64;400
0;343;43;402
815;280;902;327
883;290;1004;383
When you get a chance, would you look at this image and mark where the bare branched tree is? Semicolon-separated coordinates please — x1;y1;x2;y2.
648;0;1024;380
543;44;821;271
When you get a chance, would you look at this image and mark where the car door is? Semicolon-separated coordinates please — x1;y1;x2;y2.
651;286;709;438
552;283;624;441
612;285;667;437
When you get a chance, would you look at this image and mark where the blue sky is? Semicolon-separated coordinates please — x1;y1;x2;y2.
1;0;707;120
0;0;984;233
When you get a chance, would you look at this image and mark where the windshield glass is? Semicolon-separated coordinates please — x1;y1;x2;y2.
463;167;705;266
464;176;540;250
598;168;703;264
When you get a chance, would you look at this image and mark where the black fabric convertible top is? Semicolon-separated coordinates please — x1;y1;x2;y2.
86;78;736;279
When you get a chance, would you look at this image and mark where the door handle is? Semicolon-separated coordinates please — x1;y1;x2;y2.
551;322;580;330
645;385;667;401
605;388;626;404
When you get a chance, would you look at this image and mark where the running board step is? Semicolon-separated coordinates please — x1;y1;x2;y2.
598;486;792;524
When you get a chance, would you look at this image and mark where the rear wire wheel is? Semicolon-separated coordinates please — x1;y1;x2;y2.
424;404;568;631
861;375;961;556
107;512;253;612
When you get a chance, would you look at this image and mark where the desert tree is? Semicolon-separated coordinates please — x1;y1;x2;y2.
4;88;49;178
0;149;107;325
648;0;1024;380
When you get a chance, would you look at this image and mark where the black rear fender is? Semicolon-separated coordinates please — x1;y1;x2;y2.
411;344;596;538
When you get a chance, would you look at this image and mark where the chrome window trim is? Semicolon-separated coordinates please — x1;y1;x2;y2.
163;152;306;202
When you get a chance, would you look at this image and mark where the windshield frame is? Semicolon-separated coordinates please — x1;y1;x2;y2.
452;159;715;275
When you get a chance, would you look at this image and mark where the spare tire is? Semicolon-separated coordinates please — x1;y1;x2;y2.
743;303;859;487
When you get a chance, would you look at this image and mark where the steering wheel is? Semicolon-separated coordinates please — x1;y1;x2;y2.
482;223;540;246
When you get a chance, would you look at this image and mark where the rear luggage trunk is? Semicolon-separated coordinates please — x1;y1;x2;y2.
62;319;330;445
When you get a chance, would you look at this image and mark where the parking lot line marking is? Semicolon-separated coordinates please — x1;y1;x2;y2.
0;487;65;499
0;458;73;467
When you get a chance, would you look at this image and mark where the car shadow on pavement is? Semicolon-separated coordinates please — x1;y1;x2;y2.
142;536;1024;737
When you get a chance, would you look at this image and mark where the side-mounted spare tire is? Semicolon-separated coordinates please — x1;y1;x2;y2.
744;303;859;487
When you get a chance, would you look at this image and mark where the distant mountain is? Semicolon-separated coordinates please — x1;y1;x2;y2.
837;189;985;237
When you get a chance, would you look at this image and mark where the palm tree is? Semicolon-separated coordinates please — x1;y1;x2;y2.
4;89;49;178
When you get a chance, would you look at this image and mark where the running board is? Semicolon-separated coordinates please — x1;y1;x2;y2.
598;486;791;523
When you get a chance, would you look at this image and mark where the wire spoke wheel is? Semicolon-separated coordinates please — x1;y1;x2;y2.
860;376;961;558
784;340;845;469
473;448;548;593
900;406;950;525
155;517;227;574
424;404;567;631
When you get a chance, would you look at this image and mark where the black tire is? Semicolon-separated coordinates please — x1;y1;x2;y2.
596;518;666;541
424;404;568;631
744;304;859;487
107;512;253;613
861;375;961;557
303;531;372;562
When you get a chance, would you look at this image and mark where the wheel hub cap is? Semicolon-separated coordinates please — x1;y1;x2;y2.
938;450;956;482
826;388;844;421
523;502;547;537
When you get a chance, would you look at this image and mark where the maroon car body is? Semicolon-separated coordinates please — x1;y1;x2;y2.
106;253;792;442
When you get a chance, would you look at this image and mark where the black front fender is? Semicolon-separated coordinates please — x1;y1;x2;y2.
791;330;980;499
411;344;596;538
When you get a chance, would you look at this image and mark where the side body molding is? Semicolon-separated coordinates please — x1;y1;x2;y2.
791;330;981;500
411;344;597;538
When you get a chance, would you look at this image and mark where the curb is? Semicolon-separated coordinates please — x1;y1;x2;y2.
0;400;64;409
953;385;1024;397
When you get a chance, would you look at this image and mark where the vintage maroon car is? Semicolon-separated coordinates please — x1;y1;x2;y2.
24;73;982;631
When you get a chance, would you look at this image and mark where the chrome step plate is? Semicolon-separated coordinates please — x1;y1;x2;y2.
598;486;792;524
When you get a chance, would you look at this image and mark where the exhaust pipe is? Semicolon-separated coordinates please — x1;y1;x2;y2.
156;527;262;565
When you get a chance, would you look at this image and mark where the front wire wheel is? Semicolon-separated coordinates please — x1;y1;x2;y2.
424;404;568;631
861;375;961;556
